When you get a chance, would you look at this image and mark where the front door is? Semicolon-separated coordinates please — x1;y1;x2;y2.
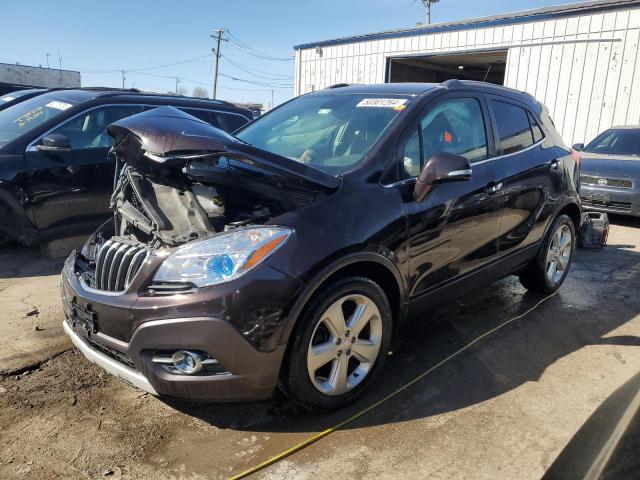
401;93;504;303
24;105;142;237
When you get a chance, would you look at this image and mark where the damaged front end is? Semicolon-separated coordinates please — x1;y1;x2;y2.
77;107;339;294
60;107;339;400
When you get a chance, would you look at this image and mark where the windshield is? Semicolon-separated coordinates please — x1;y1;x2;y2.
235;93;411;174
584;129;640;156
0;91;94;149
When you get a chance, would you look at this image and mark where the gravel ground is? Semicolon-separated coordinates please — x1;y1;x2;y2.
0;218;638;480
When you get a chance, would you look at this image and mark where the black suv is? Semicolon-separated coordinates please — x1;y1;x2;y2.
0;88;254;246
61;81;581;411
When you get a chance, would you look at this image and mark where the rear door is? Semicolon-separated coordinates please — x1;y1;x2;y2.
485;96;564;259
402;92;504;301
24;104;142;236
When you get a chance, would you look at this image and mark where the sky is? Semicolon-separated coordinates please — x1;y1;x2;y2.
0;0;566;107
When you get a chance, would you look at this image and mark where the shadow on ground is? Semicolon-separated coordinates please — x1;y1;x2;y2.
0;246;64;280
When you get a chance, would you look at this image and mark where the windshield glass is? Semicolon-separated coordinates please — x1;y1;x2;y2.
584;129;640;156
0;91;94;149
235;93;411;174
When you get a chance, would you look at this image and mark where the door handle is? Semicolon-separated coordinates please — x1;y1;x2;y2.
486;182;503;194
549;159;559;170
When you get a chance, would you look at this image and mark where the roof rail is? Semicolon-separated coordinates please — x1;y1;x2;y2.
325;83;358;89
442;79;533;97
78;87;142;93
441;79;466;88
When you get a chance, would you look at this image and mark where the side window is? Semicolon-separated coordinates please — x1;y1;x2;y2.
528;112;545;143
180;108;212;124
420;98;488;164
402;129;421;179
492;101;534;155
400;97;488;179
49;105;142;149
212;112;250;133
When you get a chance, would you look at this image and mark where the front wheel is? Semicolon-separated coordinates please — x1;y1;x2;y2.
279;277;393;411
519;214;576;294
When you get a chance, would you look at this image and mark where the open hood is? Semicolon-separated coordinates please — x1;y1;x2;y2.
106;106;340;190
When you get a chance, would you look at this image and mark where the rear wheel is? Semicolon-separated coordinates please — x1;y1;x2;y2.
279;277;392;411
519;214;575;294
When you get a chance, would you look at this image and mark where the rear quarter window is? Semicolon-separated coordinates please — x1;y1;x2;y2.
492;101;534;155
212;111;250;133
179;108;212;124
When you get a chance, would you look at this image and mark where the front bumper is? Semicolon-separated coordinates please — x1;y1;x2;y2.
580;184;640;217
63;321;158;395
60;251;297;402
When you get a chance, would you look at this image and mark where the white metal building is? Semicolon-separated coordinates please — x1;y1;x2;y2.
0;63;81;89
293;0;640;145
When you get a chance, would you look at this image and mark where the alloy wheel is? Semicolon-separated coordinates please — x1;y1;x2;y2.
546;224;572;284
307;294;382;396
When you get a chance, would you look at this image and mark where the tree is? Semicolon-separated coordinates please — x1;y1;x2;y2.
192;86;209;98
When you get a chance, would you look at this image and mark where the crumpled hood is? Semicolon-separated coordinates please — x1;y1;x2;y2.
106;106;340;189
580;152;640;178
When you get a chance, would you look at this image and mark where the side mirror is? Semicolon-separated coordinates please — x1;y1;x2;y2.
414;152;471;203
36;134;71;153
572;143;584;152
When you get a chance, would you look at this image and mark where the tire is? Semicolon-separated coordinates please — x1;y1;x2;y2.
279;276;393;412
519;214;576;294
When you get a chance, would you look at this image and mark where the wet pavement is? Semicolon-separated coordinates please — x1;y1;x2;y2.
0;217;639;479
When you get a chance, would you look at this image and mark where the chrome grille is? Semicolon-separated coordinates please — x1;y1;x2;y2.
580;175;633;189
94;238;148;292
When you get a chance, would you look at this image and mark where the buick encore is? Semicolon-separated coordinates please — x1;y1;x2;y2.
61;81;581;410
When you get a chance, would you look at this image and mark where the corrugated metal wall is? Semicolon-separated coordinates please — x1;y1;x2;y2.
295;6;640;144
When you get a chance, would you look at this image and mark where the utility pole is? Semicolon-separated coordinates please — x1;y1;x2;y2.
46;53;50;68
58;50;63;85
210;28;226;100
421;0;439;25
121;70;126;89
175;77;180;94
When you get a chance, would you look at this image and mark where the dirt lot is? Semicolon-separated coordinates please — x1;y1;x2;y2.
1;218;639;480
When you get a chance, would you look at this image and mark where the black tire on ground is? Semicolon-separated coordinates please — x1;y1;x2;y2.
278;276;393;412
519;214;576;294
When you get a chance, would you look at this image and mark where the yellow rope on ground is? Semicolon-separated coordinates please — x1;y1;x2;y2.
228;291;558;480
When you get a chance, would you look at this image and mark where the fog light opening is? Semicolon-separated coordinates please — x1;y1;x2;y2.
151;350;226;376
171;350;206;375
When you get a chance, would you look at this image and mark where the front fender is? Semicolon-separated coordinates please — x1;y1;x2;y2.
275;250;408;346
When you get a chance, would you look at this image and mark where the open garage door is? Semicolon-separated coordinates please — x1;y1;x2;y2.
387;50;507;85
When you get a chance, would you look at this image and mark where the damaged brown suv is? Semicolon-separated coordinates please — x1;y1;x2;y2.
61;81;581;410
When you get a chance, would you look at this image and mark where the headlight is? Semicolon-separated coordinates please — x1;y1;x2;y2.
153;227;292;287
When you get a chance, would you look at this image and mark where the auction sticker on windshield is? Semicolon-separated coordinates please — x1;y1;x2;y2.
357;98;408;109
46;101;73;111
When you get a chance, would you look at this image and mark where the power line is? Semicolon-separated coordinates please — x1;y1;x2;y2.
221;54;294;80
227;31;293;61
132;53;214;72
64;53;214;75
217;72;293;88
125;69;291;90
